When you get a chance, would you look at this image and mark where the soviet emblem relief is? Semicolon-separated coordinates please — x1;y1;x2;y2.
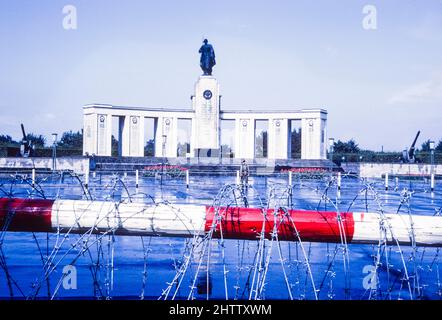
203;90;212;100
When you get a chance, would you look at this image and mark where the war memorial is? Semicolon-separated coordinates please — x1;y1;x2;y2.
83;40;327;163
0;36;441;302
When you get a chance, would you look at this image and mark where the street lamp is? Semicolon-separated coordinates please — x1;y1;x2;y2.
52;133;58;171
328;138;335;162
161;134;167;185
430;141;435;166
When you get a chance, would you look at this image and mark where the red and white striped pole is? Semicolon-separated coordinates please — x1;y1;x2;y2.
1;197;442;247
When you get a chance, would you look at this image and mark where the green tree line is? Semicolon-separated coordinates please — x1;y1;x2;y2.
331;139;442;153
0;130;83;148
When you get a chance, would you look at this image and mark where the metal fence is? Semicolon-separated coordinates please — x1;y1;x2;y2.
330;152;442;164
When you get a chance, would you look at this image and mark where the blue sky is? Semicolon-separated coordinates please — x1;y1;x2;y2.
1;0;441;151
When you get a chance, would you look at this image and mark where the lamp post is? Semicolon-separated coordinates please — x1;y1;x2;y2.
51;133;58;171
430;141;436;192
328;138;335;162
328;138;335;175
430;141;435;166
161;134;167;185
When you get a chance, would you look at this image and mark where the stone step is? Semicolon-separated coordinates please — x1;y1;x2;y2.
91;156;340;175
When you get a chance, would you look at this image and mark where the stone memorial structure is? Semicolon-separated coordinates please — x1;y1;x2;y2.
83;40;327;160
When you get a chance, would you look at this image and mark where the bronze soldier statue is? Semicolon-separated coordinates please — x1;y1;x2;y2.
199;39;216;75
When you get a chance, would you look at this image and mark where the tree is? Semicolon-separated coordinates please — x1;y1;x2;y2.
221;144;234;158
333;139;360;153
420;139;431;152
255;131;268;158
290;128;301;158
145;139;155;157
0;135;18;146
111;135;119;157
57;130;83;148
176;142;190;157
436;140;442;152
25;133;46;147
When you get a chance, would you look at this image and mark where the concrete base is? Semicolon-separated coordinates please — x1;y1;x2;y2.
0;157;90;175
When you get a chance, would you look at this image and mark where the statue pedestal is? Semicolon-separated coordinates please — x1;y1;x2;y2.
192;76;220;153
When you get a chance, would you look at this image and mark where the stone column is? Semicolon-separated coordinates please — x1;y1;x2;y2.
170;117;178;158
301;118;313;159
155;117;164;157
138;116;145;157
96;113;112;156
319;118;327;159
83;113;97;155
301;117;324;160
155;117;176;158
268;118;288;160
235;118;254;159
192;76;220;152
125;115;142;157
120;116;129;157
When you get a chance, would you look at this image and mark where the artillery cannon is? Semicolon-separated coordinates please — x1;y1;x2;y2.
19;123;34;157
401;130;420;163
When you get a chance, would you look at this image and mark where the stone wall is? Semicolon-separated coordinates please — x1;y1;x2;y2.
341;162;442;178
